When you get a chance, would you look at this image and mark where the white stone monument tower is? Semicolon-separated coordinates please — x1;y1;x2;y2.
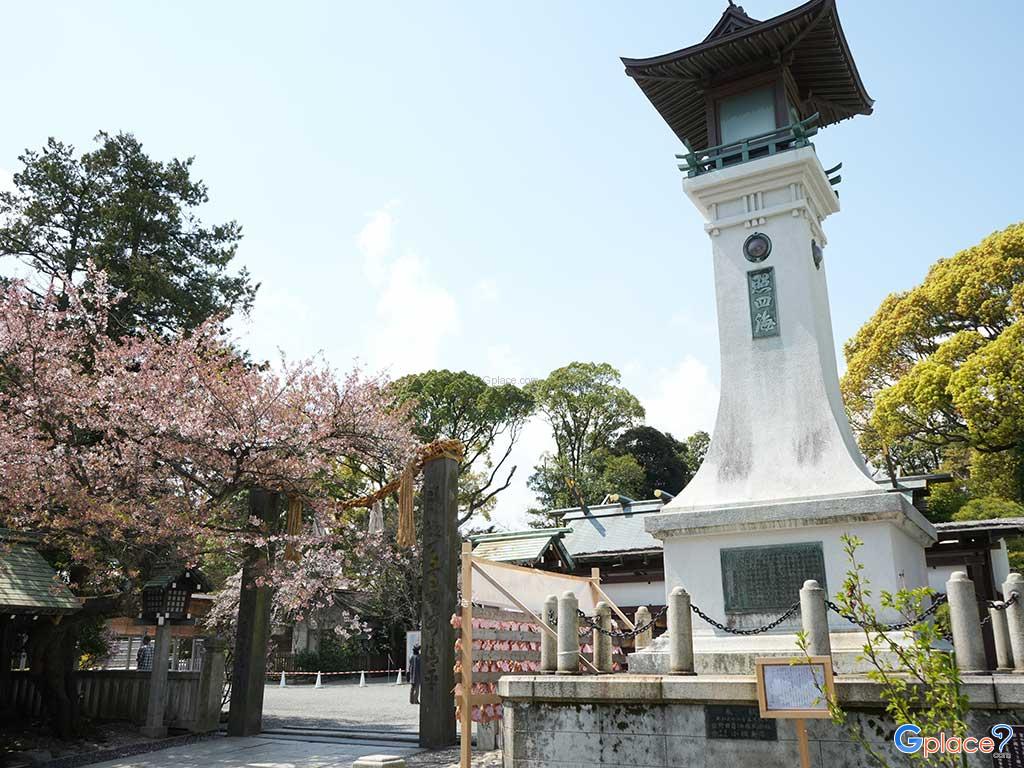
622;0;936;673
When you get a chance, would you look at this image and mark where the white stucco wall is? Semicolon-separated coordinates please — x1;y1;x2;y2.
661;516;929;631
596;579;666;609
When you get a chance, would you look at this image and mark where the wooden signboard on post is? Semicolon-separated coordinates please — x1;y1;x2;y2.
753;655;831;768
755;656;835;768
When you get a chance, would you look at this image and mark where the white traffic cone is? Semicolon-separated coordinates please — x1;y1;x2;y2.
395;669;403;685
358;671;366;687
279;671;287;687
314;671;323;689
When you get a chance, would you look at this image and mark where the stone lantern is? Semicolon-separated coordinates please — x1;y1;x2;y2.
141;565;208;623
622;0;936;674
139;563;209;737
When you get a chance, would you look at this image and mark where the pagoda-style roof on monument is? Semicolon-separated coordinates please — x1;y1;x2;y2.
622;0;873;151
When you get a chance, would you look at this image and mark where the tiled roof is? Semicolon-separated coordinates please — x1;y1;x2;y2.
471;530;572;567
560;499;665;559
0;532;80;614
934;518;1024;533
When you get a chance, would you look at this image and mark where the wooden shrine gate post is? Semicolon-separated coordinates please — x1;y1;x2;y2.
419;455;460;748
228;488;280;737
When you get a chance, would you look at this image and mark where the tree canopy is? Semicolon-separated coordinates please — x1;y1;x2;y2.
389;369;534;525
525;362;644;513
0;273;416;733
612;426;691;499
842;222;1024;513
0;132;256;337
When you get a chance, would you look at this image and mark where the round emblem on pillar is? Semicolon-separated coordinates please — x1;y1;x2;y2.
812;240;824;270
743;232;772;263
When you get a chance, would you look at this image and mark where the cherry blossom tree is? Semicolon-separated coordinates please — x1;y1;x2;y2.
0;272;418;735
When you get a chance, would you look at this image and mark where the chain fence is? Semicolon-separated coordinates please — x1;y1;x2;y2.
690;601;802;636
548;588;1019;645
576;606;668;639
978;590;1018;629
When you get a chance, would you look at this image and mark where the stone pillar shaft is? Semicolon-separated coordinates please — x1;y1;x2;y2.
634;606;653;651
556;592;579;674
668;587;694;675
194;636;227;732
990;605;1014;672
540;595;558;673
800;579;832;657
141;621;171;738
947;571;987;674
1002;573;1024;674
593;602;613;673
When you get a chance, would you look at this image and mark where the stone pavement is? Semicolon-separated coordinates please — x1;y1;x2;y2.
81;734;503;768
263;680;419;732
85;736;420;768
405;747;501;768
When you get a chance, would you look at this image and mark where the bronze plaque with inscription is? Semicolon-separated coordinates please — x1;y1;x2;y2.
721;542;826;614
705;705;777;741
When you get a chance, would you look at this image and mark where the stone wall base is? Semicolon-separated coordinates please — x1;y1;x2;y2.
498;674;1024;768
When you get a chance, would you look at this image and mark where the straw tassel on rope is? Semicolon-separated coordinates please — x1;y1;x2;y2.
397;459;417;548
337;438;465;548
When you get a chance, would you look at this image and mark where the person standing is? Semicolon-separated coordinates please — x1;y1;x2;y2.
407;644;422;705
136;634;155;671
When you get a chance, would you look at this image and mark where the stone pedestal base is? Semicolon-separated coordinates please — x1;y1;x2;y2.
628;628;921;675
638;489;936;672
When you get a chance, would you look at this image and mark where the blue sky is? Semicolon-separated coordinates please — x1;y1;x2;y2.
2;1;1021;528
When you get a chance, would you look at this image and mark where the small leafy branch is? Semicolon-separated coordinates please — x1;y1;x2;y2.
797;533;968;767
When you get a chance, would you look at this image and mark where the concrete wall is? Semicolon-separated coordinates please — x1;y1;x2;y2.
499;675;1024;768
503;699;1020;768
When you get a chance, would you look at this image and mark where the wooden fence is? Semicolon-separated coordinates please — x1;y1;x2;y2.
7;669;201;728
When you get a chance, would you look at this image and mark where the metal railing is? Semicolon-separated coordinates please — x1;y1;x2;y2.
677;113;821;177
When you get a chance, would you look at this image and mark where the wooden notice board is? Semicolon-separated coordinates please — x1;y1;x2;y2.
755;656;835;768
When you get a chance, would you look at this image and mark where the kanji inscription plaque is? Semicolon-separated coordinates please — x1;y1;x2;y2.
721;542;826;614
747;266;780;338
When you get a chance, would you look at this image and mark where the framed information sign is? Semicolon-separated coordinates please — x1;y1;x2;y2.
755;656;835;768
756;656;834;718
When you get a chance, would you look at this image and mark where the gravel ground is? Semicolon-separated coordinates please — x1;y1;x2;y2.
261;678;420;732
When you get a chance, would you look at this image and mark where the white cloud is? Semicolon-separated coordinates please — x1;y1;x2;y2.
638;355;719;440
472;277;499;305
369;252;459;375
358;207;396;286
355;208;460;376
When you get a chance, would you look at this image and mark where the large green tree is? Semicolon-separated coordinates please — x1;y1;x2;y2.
842;222;1024;513
390;369;534;525
612;425;691;499
0;132;255;336
526;362;644;519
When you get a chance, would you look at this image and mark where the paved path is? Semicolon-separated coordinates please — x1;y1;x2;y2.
262;679;420;732
87;736;419;768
